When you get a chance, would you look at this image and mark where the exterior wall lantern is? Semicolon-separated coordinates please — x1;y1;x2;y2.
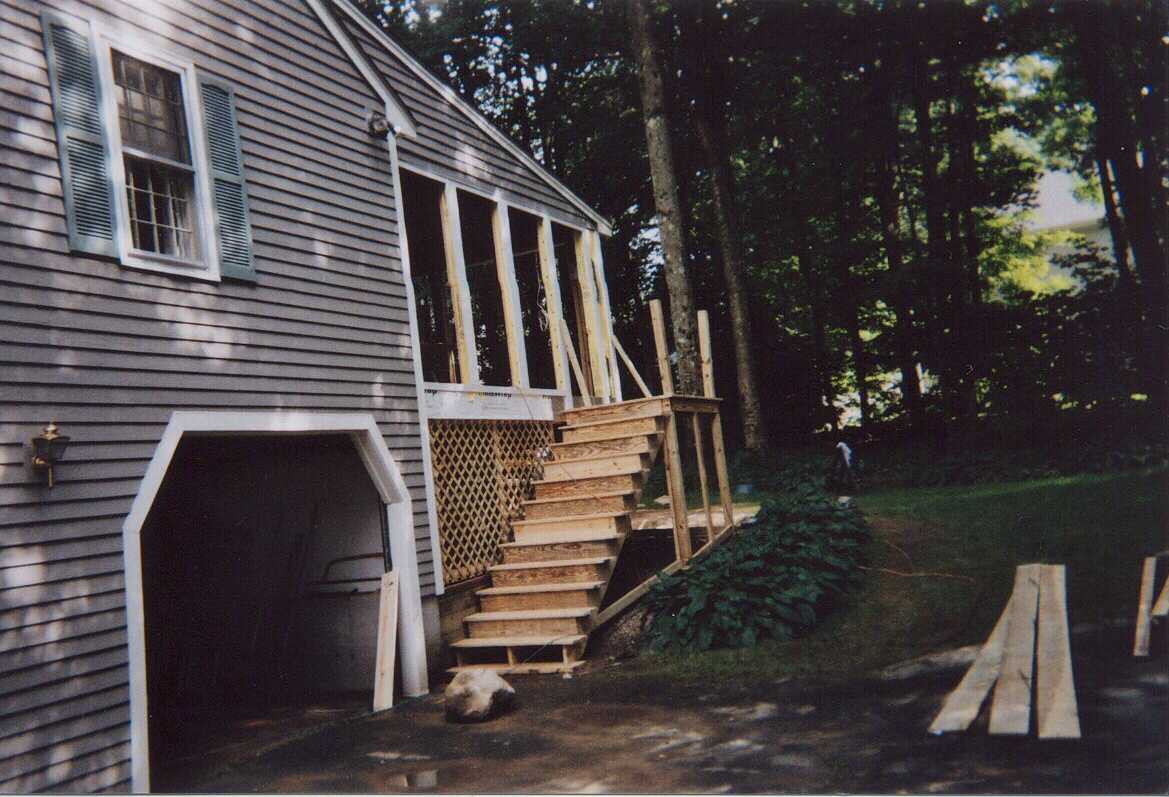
31;422;70;488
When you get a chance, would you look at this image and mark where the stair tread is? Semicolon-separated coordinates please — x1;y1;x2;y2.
546;451;648;466
447;661;587;675
465;607;595;622
536;464;644;484
477;581;604;596
489;556;613;572
551;437;657;452
522;490;636;506
512;511;627;528
557;397;664;418
451;634;587;648
559;415;665;432
500;534;619;549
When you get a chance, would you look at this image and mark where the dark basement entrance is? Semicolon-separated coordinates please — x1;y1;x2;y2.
139;434;394;788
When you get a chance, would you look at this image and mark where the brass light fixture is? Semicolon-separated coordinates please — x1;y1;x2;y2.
31;422;70;488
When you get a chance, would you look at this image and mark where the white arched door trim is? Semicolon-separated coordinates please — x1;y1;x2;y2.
121;411;429;792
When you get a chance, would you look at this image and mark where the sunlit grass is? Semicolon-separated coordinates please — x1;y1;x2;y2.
619;468;1168;684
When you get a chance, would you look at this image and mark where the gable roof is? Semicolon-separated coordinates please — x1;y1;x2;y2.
325;0;613;236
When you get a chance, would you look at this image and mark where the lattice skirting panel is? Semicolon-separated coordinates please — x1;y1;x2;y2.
428;419;556;585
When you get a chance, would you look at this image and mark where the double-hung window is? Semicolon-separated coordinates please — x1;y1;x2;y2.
41;11;255;282
111;51;202;265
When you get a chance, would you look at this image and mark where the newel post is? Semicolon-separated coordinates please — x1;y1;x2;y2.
650;299;691;562
698;311;734;531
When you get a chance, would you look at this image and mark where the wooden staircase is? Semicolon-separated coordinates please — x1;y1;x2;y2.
449;397;669;674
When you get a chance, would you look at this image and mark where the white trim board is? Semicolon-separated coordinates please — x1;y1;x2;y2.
304;0;417;138
121;410;430;793
386;132;445;596
329;0;613;236
397;158;595;235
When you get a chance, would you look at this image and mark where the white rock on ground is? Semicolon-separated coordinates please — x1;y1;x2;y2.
444;669;516;722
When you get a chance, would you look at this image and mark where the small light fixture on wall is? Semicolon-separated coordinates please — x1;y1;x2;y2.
31;422;70;488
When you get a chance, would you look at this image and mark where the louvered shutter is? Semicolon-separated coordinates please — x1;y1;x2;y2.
41;12;116;257
198;76;256;282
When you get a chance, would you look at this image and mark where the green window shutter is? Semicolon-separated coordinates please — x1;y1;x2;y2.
41;11;117;257
198;75;256;282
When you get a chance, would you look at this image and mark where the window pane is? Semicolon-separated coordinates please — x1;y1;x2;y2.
399;171;460;383
112;51;190;164
509;208;557;389
457;191;511;386
124;156;196;259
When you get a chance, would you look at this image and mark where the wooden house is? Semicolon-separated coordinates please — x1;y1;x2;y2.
1;0;735;792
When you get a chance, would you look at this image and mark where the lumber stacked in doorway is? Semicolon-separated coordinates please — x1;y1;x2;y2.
930;563;1080;739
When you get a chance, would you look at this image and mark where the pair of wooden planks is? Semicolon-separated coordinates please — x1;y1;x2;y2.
930;563;1080;739
1133;554;1169;657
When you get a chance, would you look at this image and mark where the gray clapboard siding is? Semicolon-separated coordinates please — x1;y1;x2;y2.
337;14;594;226
2;250;413;325
0;705;130;771
0;573;125;613
0;689;130;759
0;591;127;634
4;740;132;794
1;719;129;781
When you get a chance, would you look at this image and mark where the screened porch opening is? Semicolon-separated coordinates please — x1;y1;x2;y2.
509;207;557;389
457;189;512;386
552;221;593;392
400;169;460;383
139;435;394;788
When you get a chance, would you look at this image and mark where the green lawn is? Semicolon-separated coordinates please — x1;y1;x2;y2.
622;468;1169;684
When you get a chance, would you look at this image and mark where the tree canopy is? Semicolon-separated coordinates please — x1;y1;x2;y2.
362;0;1168;453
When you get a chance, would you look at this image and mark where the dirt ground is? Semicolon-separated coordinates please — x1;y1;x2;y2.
175;622;1167;794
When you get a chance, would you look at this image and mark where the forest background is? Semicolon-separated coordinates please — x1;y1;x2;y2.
361;0;1168;481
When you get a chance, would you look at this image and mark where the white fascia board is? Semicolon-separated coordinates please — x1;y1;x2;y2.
304;0;418;138
330;0;613;236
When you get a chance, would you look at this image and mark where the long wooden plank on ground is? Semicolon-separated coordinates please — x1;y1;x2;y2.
372;570;399;711
988;563;1041;735
929;595;1012;734
1036;564;1081;739
1133;556;1157;657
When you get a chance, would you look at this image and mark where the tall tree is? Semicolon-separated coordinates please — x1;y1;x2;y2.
691;0;768;450
627;0;700;393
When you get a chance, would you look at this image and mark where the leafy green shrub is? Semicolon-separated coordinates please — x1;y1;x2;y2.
643;486;872;651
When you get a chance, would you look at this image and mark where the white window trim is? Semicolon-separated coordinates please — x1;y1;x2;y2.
94;32;221;282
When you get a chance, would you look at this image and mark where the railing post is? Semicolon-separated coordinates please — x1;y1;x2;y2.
651;299;691;563
698;310;734;531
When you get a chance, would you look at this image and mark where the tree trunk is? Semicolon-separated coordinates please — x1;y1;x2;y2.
874;90;924;429
1096;149;1132;284
1073;1;1169;414
846;301;871;431
693;115;768;451
627;0;700;394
